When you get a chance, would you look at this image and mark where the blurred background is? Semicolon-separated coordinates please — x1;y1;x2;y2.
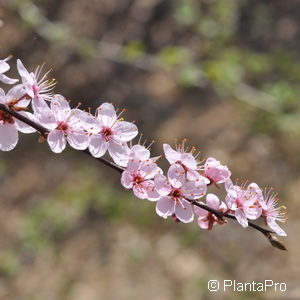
0;0;299;299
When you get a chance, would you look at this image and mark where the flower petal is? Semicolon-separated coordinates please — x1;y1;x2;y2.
266;217;287;236
0;74;18;85
167;164;185;188
205;194;220;210
50;95;71;121
154;173;172;196
175;200;194;223
89;134;108;158
14;112;37;134
113;121;138;142
235;208;248;228
47;130;66;153
181;153;197;170
163;144;181;164
97;102;117;127
121;171;134;189
67;132;89;150
108;140;130;167
155;196;175;219
17;59;31;82
129;145;150;161
182;180;207;200
0;124;18;151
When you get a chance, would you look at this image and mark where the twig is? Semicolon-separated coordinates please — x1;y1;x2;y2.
0;103;287;250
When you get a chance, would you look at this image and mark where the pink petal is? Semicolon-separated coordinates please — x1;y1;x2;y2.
163;144;181;164
154;174;172;196
108;140;130;167
129;145;150;161
194;204;208;217
50;95;71;121
47;130;66;153
0;61;10;73
72;109;95;131
197;218;209;229
167;164;185;188
0;74;18;84
6;85;24;101
113;121;138;142
266;217;287;236
181;153;197;170
174;200;194;223
244;205;262;220
186;169;206;181
14;112;36;134
67;132;89;150
32;97;53;116
235;208;248;228
126;159;140;172
133;184;148;199
0;124;18;151
97;102;117;127
155;196;175;219
0;88;5;101
219;201;227;212
140;160;161;179
143;181;160;201
17;59;32;83
89;134;108;158
121;171;134;189
205;194;220;210
182;180;207;200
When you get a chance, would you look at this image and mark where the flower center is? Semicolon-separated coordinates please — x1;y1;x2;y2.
32;84;39;96
0;111;15;124
133;174;144;184
56;121;69;133
100;126;113;141
171;188;182;199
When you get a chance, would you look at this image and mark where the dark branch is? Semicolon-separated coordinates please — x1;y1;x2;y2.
0;103;286;250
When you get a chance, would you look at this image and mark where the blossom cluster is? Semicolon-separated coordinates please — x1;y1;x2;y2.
0;57;287;237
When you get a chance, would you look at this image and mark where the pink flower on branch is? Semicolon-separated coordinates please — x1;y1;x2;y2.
259;189;287;236
163;142;209;183
0;88;36;151
225;180;262;228
37;95;90;153
88;102;138;167
121;145;162;201
155;164;207;223
17;59;56;112
194;193;228;230
0;57;289;250
0;57;18;85
203;157;231;184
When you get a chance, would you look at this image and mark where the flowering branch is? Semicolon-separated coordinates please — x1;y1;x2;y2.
0;58;288;252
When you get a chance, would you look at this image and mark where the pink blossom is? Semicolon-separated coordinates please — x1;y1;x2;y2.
0;85;30;110
17;59;56;112
154;164;207;223
0;89;36;151
259;189;287;236
225;180;262;227
163;143;209;183
88;102;138;167
0;57;18;84
121;145;162;200
203;157;231;184
37;94;90;153
194;194;227;230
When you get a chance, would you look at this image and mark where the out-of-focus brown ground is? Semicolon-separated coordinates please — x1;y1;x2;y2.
0;0;299;299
